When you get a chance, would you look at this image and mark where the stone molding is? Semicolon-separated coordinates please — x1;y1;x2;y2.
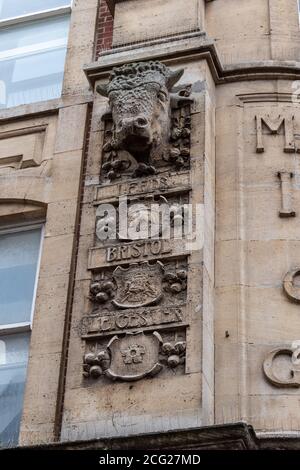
7;422;300;450
106;0;215;16
84;33;300;86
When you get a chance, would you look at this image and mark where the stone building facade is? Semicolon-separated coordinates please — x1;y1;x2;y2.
1;0;300;450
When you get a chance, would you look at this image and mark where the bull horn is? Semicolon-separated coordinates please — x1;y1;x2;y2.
96;83;109;97
166;69;184;90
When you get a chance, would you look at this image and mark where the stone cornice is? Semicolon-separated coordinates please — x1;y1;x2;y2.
84;32;300;86
4;423;258;450
5;422;300;450
106;0;215;17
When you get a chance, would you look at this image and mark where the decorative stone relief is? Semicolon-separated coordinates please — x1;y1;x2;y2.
83;330;186;382
111;261;164;309
97;61;194;180
283;268;300;303
163;268;187;294
277;171;296;218
255;114;296;153
94;170;190;201
263;342;300;388
81;256;188;382
88;259;188;311
80;306;184;337
105;240;173;264
89;276;115;305
80;61;199;388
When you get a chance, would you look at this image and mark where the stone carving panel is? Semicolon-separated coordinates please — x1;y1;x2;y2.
97;61;193;180
80;306;184;337
88;259;188;310
81;257;188;382
80;60;199;387
83;329;186;382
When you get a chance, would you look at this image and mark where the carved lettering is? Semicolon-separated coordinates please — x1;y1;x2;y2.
277;171;296;218
106;240;172;263
283;268;300;303
263;343;300;388
256;114;296;153
128;176;169;194
80;306;184;337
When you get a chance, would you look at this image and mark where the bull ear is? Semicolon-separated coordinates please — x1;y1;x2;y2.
96;83;109;97
166;69;184;90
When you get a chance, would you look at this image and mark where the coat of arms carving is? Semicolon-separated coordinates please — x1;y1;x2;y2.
112;261;164;309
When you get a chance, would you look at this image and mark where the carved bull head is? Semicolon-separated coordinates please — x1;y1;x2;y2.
97;61;184;164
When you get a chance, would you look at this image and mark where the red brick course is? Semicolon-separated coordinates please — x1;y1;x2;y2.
95;0;113;57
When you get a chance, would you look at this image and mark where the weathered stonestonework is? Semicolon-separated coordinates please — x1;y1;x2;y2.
2;0;300;450
60;54;215;440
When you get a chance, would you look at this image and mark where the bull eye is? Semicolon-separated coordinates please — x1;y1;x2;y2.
158;91;167;103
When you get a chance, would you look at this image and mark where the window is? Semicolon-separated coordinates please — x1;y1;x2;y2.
0;1;70;21
0;1;72;109
0;226;42;448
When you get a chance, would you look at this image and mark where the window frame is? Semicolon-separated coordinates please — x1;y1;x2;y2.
0;1;73;28
0;1;73;110
0;223;44;336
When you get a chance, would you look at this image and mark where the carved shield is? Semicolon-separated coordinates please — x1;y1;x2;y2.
105;331;163;381
112;261;164;309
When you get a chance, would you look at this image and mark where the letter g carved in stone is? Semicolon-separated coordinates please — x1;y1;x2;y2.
263;342;300;388
283;268;300;303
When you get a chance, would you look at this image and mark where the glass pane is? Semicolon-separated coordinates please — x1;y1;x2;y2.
0;15;69;54
0;15;69;108
0;0;71;21
0;333;30;448
0;228;41;325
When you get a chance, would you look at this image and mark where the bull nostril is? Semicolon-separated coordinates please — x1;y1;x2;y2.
135;117;148;128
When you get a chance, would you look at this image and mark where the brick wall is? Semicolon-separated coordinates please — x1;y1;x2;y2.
95;0;113;57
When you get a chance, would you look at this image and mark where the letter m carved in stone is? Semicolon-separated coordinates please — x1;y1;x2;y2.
255;114;295;153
